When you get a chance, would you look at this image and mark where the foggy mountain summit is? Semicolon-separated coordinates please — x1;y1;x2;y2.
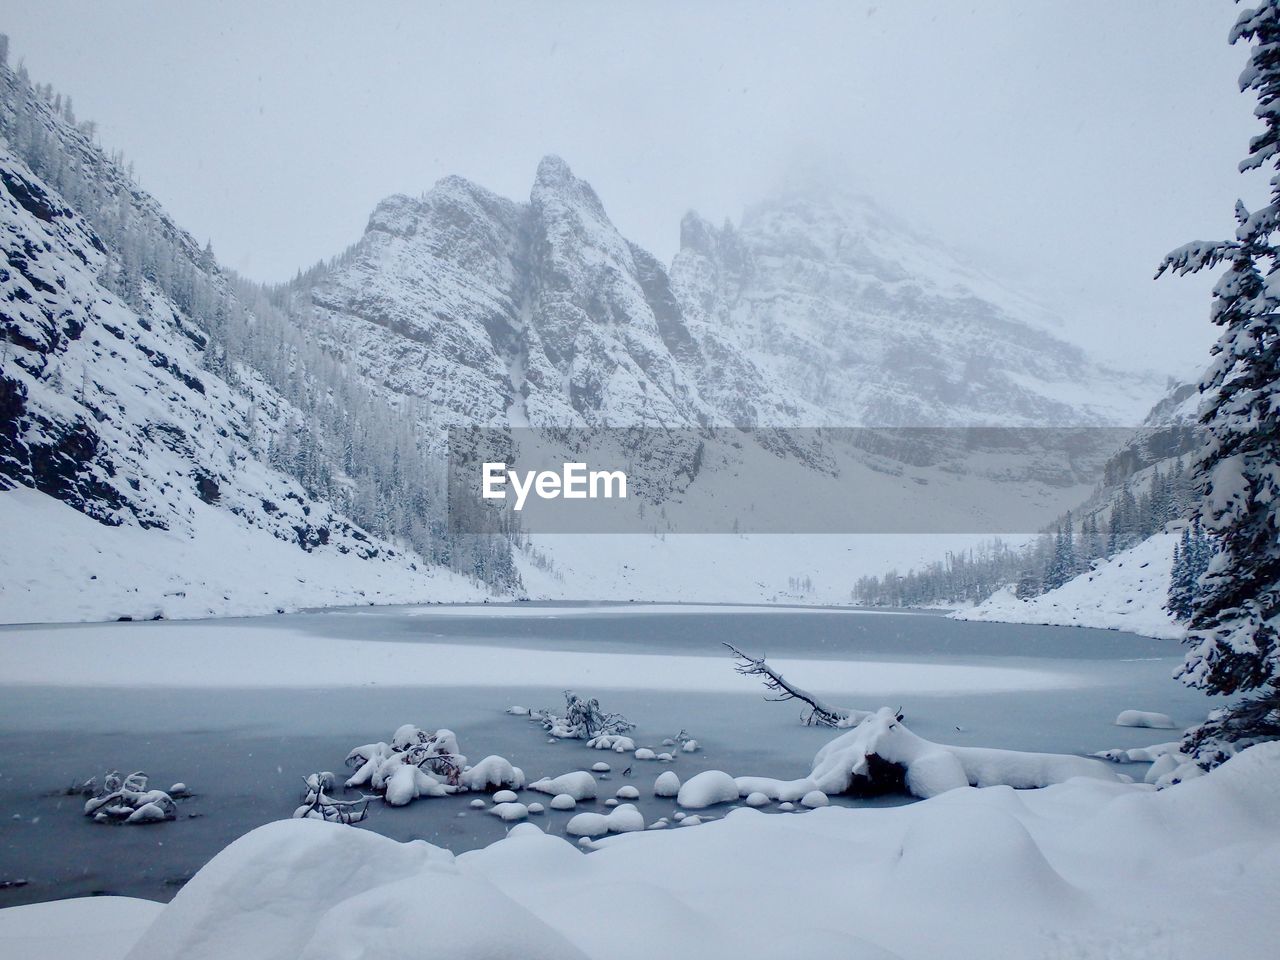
293;155;1166;435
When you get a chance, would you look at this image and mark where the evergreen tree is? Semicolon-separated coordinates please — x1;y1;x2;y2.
1157;1;1280;764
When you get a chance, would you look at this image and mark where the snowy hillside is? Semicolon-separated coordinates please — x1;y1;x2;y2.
953;533;1183;640
0;71;490;622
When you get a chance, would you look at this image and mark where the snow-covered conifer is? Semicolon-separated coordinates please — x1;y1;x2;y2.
1157;1;1280;763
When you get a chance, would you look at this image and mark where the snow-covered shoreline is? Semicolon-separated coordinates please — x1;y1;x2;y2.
4;741;1274;960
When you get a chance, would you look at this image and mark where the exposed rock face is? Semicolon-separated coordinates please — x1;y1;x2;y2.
305;157;710;433
670;191;1163;428
306;162;1161;439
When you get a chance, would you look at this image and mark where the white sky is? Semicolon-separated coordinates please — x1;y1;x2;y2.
2;0;1262;378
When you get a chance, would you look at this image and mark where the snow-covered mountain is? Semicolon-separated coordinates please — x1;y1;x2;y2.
302;157;706;431
1;44;1179;623
300;161;1161;436
671;191;1163;428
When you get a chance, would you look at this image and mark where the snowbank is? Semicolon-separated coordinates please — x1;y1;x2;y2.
952;533;1184;639
0;488;489;624
13;742;1274;960
0;896;162;959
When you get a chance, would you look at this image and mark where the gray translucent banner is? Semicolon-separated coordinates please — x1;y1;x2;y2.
445;426;1203;534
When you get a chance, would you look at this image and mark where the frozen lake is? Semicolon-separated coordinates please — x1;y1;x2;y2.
0;603;1213;907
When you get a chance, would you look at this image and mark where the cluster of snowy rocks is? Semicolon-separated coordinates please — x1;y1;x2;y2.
24;739;1276;960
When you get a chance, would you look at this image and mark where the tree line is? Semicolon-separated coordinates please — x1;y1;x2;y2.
852;457;1200;608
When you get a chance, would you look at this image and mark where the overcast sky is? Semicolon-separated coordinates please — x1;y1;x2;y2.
3;0;1262;377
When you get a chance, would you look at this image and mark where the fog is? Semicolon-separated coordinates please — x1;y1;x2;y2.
3;0;1260;373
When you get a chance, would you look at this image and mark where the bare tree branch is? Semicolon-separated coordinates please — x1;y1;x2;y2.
723;641;872;727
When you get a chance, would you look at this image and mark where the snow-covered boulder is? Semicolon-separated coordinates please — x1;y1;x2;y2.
1093;741;1181;764
565;803;645;837
529;771;597;801
808;708;1120;799
654;771;681;797
743;792;771;808
82;772;178;825
677;770;740;809
460;756;525;792
384;764;449;806
585;735;635;752
800;790;829;809
549;794;576;811
1114;710;1177;729
488;802;529;822
732;776;813;803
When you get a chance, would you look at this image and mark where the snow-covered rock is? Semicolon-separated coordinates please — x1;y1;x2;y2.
808;708;1120;799
800;790;830;809
564;803;645;837
529;772;597;801
460;756;524;792
654;771;681;797
488;802;529;822
549;794;576;811
585;735;635;752
676;770;740;809
1114;710;1177;729
57;743;1276;960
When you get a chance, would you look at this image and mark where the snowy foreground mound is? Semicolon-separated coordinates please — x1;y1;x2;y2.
10;742;1278;960
953;533;1183;640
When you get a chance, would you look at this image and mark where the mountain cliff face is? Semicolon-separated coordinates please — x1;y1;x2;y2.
670;191;1163;428
303;164;1161;438
304;157;718;432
